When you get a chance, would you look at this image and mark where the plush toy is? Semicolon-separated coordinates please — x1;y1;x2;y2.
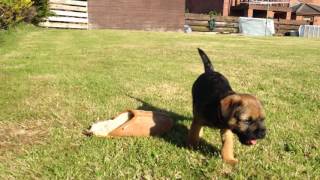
83;110;173;137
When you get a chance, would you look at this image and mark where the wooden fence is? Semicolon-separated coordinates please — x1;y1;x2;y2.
274;19;310;35
185;13;310;35
185;13;239;33
39;0;88;29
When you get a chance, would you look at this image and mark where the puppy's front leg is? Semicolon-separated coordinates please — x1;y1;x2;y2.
187;120;203;148
220;129;238;165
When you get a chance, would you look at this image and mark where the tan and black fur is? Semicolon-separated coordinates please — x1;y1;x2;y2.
187;49;266;164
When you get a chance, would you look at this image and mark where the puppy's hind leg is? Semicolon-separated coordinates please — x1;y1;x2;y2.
220;129;238;165
187;119;203;148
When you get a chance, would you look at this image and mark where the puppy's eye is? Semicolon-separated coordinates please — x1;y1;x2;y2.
244;118;253;124
244;121;250;125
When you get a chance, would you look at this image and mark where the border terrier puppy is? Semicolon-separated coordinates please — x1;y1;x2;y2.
187;49;266;164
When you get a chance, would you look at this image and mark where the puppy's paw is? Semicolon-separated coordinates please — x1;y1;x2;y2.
187;135;200;148
223;158;238;165
187;141;198;149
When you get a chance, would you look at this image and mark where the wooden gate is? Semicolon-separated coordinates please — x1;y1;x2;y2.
39;0;88;29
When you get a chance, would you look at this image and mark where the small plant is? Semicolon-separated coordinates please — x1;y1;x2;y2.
208;10;220;19
0;0;33;29
208;11;219;32
0;0;51;29
31;0;51;24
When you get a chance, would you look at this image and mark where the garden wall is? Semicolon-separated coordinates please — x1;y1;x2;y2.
88;0;185;31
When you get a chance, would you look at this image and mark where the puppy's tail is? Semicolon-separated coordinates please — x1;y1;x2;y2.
198;48;214;73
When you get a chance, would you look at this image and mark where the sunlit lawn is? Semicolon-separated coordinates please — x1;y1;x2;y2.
0;25;319;178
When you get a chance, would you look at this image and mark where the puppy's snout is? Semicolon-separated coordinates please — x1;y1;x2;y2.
255;128;266;139
255;120;266;139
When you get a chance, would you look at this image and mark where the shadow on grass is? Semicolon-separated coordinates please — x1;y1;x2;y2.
128;95;220;157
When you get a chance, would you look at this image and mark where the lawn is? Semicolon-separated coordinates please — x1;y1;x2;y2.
0;25;319;179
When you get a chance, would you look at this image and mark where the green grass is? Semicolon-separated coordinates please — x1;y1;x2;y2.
0;25;319;179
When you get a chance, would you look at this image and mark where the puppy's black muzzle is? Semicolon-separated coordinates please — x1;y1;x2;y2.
255;128;266;139
233;128;267;146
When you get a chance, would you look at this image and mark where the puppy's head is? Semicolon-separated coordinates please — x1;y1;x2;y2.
221;94;266;146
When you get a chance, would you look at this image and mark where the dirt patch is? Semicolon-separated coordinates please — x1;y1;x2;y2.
28;74;56;81
0;120;49;158
145;83;182;96
185;63;203;74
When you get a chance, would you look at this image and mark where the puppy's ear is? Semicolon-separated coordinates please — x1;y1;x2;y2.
220;94;242;120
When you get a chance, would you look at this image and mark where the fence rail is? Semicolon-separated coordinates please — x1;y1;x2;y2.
185;13;310;35
39;0;88;29
240;0;289;5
